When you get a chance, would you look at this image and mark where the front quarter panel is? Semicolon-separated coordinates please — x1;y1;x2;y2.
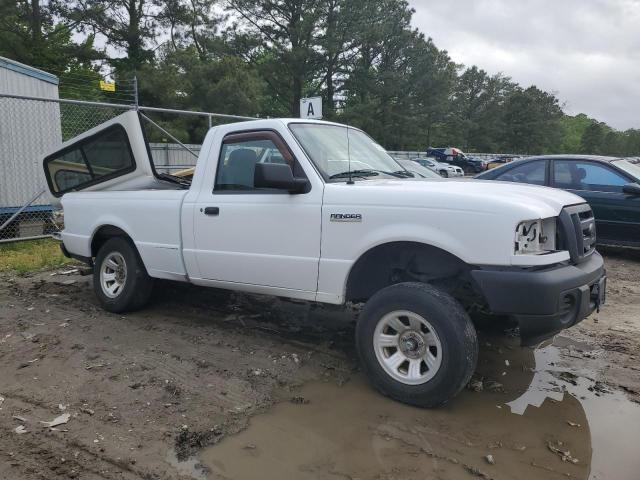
317;181;572;303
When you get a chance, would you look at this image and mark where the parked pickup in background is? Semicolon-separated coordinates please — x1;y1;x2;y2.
426;147;487;174
43;112;606;408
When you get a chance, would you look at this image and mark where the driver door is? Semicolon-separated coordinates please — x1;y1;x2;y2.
191;130;323;294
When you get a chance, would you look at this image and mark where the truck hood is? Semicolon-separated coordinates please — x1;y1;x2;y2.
324;178;585;219
322;178;585;267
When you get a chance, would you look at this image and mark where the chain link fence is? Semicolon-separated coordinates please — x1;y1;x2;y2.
0;93;252;243
0;95;131;242
0;92;522;244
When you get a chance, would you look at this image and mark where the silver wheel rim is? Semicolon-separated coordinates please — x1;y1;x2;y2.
100;252;127;299
373;310;443;385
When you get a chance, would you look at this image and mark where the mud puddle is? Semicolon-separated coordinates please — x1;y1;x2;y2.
197;384;587;479
508;340;640;480
185;335;640;480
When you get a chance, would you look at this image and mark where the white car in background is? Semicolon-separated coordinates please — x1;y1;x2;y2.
396;159;442;179
410;158;464;178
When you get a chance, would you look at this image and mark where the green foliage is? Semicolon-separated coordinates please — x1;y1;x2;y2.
501;86;564;154
0;239;73;274
559;114;594;153
1;0;638;155
580;122;606;155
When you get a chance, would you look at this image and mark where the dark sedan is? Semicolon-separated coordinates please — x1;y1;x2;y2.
475;155;640;248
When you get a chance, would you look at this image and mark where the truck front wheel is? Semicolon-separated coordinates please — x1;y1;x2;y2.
356;282;478;407
93;237;154;313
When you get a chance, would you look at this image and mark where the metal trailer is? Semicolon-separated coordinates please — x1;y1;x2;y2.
0;56;62;239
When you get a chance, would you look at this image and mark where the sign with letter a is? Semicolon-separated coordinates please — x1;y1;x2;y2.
300;97;323;119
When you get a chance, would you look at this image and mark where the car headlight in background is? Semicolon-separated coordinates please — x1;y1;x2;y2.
515;217;557;254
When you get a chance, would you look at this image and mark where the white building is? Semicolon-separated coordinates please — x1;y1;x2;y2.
0;57;62;237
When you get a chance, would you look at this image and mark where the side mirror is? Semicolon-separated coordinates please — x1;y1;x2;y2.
254;163;309;193
623;183;640;196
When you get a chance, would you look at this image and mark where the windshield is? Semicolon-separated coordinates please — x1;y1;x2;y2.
289;123;404;180
612;159;640;180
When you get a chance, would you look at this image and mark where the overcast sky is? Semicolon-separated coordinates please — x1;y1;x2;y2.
408;0;640;130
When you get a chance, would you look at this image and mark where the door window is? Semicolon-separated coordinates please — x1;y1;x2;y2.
496;160;546;185
553;161;628;192
214;132;300;191
44;125;135;196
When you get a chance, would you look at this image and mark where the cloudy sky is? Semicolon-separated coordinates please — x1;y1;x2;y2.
408;0;640;130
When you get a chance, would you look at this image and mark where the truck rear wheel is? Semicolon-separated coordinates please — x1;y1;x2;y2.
356;282;478;407
93;237;154;313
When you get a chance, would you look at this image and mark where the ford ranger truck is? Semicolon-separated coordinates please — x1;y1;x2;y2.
42;111;606;407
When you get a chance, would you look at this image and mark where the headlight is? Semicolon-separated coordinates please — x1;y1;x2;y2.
515;218;557;254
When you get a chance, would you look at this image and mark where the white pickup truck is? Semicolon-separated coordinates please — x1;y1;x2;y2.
43;111;606;407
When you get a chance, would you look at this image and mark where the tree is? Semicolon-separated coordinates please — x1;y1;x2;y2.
580;121;606;154
135;45;265;142
315;0;357;117
227;0;324;116
404;36;457;148
501;86;563;154
64;0;159;72
601;130;621;156
339;1;432;149
0;1;95;70
559;114;593;153
0;1;104;98
5;0;634;156
446;67;515;151
159;0;225;58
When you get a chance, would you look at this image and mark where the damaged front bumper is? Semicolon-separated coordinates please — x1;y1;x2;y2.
470;252;606;346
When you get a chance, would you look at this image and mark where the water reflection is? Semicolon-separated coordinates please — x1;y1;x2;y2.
508;340;640;480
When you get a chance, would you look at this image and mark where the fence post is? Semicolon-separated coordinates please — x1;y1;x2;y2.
133;75;139;108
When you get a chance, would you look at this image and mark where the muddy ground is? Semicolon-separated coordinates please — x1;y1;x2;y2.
0;249;639;480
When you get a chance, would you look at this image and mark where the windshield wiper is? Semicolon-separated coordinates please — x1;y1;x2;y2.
393;170;415;178
329;169;380;179
329;169;409;180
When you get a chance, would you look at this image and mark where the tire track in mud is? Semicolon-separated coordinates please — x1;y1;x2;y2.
2;272;357;479
0;394;152;480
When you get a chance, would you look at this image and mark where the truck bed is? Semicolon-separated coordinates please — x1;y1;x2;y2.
61;189;190;281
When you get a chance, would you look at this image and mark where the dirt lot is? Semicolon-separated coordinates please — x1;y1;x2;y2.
1;249;639;480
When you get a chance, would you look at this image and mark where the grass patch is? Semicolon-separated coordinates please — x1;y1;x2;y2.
0;238;73;274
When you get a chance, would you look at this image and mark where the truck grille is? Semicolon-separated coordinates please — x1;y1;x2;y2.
558;204;596;264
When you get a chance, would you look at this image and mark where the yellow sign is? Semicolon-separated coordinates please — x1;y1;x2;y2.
99;80;115;92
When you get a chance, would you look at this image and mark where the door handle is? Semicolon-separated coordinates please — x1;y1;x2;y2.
204;207;219;216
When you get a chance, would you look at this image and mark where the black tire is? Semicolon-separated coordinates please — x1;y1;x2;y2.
93;237;154;313
356;282;478;408
439;170;448;178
